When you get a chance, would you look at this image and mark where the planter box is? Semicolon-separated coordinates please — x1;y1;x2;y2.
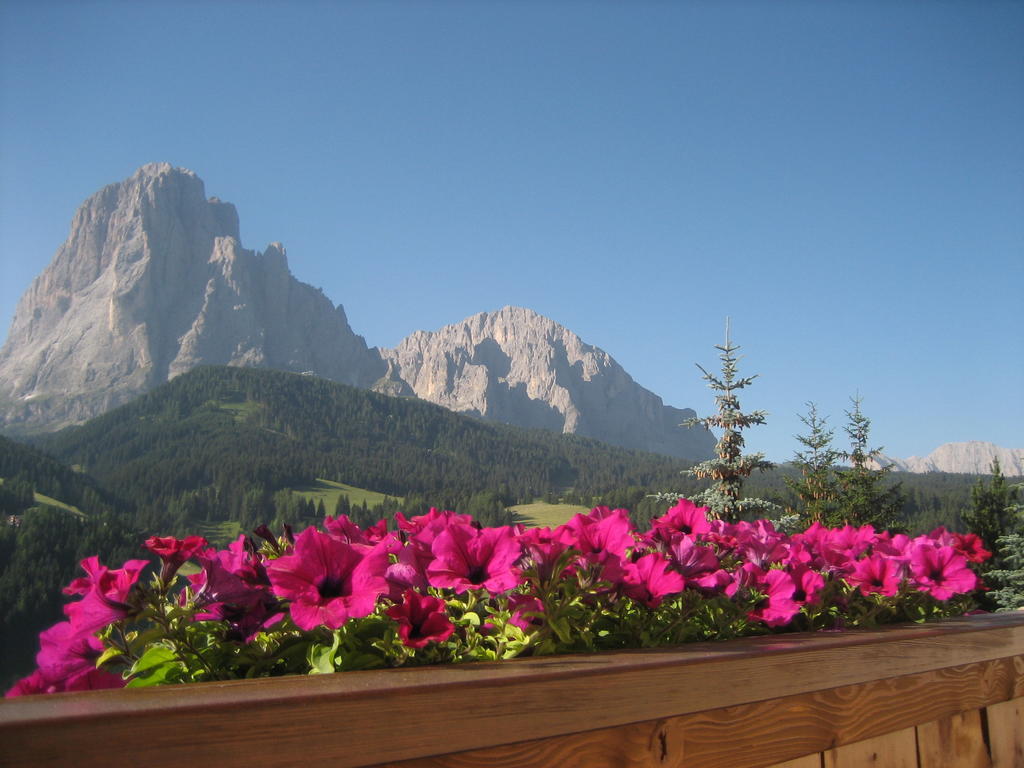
2;612;1023;768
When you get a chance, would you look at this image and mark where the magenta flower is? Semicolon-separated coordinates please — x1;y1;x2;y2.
667;534;719;577
35;621;105;686
910;544;978;601
952;533;991;564
323;515;373;546
385;589;455;649
744;566;800;627
621;553;685;609
561;508;635;564
647;499;712;545
145;534;207;583
63;556;149;635
427;523;522;594
788;565;826;607
267;527;389;630
6;667;124;698
193;539;283;641
508;593;545;630
517;526;576;583
846;553;904;597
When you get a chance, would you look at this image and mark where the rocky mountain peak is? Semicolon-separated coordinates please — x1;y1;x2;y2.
378;307;714;459
0;165;380;431
873;441;1024;476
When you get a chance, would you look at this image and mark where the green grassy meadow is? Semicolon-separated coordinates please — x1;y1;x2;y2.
509;502;589;528
293;479;402;511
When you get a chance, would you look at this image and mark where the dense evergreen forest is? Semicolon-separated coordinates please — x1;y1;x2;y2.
0;365;995;687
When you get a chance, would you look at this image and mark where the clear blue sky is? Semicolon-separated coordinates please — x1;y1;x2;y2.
1;1;1021;463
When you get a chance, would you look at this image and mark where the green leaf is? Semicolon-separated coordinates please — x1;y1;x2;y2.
95;645;124;669
126;645;183;687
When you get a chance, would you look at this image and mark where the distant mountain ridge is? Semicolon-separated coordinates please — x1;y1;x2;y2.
873;441;1024;477
0;164;713;460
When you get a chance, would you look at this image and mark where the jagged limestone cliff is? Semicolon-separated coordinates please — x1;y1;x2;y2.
377;307;714;459
0;164;381;430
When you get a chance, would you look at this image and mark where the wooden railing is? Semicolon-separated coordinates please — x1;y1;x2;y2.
2;611;1023;768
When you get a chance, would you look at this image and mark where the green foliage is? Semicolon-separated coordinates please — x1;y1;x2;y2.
987;534;1024;611
682;323;777;522
785;402;843;525
34;366;689;533
833;397;903;529
963;459;1017;567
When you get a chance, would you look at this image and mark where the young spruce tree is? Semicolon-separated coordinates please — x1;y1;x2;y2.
683;322;777;522
835;396;903;530
786;402;843;525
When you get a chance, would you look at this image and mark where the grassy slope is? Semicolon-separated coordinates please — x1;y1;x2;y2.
0;477;84;517
509;501;589;528
293;479;402;511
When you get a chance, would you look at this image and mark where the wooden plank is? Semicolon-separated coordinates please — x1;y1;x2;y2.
1;613;1022;768
371;657;1020;768
986;697;1024;768
916;709;991;768
823;728;918;768
766;758;822;768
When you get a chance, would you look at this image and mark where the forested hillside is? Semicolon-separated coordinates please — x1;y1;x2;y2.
33;366;691;533
0;435;140;689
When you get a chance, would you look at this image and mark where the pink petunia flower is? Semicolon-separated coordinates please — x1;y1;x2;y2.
846;553;904;597
621;553;685;609
743;565;800;627
646;499;712;545
63;556;149;635
951;533;991;565
427;523;522;594
910;544;978;601
145;534;207;584
561;508;636;565
267;527;389;630
385;589;455;649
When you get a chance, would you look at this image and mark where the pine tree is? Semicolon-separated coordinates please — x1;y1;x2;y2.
964;458;1015;567
683;322;777;522
786;402;842;525
834;396;903;529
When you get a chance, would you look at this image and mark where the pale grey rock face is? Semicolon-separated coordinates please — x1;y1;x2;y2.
874;442;1024;476
0;163;382;431
377;306;715;460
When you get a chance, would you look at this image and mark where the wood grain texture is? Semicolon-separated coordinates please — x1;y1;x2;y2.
823;728;918;768
916;709;991;768
371;657;1022;768
1;613;1022;768
986;697;1024;768
766;758;822;768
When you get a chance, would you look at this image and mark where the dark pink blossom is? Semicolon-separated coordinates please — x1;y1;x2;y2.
427;524;522;594
6;667;124;698
267;527;389;630
846;553;904;597
910;544;978;601
744;566;800;627
63;557;149;634
951;533;991;564
508;593;544;630
667;534;719;578
621;553;685;609
385;589;455;648
561;508;635;564
517;526;576;583
788;565;826;607
193;538;283;641
144;534;207;583
646;499;712;545
35;621;104;686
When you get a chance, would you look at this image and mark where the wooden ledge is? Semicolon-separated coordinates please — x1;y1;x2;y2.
2;612;1023;768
